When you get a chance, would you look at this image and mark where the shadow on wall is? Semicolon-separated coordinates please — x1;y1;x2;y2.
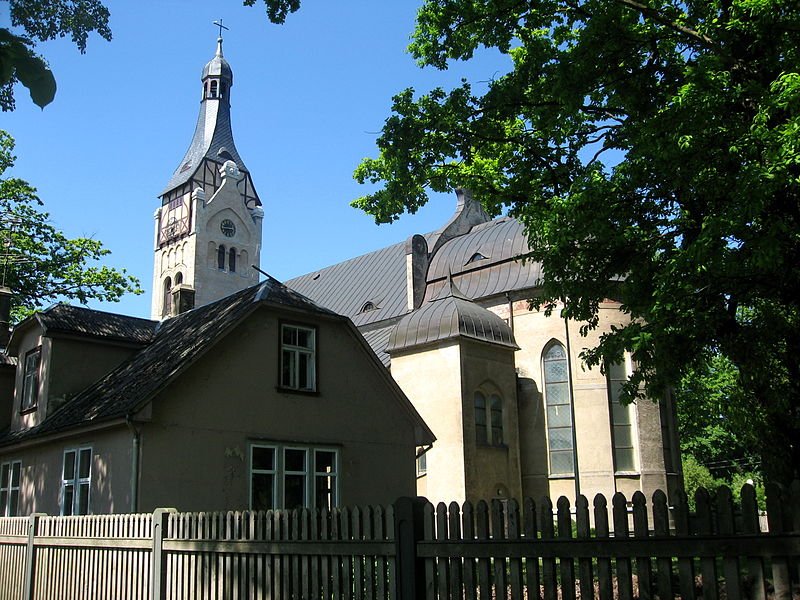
516;377;549;499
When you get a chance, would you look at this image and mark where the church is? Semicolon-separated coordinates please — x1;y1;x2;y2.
0;37;680;517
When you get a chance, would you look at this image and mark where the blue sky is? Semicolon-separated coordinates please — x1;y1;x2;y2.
2;1;511;319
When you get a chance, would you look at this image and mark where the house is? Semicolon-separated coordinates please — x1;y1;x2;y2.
0;279;434;516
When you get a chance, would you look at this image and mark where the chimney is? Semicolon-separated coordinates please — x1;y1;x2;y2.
171;285;196;316
0;287;11;348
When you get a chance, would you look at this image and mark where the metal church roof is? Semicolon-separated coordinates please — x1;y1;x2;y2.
387;276;518;354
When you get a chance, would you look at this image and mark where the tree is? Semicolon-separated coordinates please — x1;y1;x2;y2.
0;131;141;320
0;0;111;111
257;0;800;484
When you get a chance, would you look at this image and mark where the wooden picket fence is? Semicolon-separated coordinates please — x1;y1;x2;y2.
0;483;798;600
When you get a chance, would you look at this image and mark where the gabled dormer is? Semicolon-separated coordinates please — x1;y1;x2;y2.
3;305;157;433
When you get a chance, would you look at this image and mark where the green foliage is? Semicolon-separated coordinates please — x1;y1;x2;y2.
244;0;302;25
681;454;765;511
1;0;111;110
0;131;141;320
332;0;800;485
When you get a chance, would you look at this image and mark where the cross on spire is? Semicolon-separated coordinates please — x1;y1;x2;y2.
212;19;229;39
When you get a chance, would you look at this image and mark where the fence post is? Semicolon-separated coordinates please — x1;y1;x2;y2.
394;496;427;600
22;513;44;600
151;507;177;600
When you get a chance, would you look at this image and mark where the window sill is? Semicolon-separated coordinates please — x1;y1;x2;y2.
19;406;37;415
548;474;575;480
275;386;319;397
614;471;641;478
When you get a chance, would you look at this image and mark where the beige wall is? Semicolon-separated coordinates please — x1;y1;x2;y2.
486;297;669;504
1;426;133;515
390;342;466;504
136;307;419;512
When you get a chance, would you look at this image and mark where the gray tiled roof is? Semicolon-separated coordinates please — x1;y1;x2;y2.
0;278;338;446
360;325;395;367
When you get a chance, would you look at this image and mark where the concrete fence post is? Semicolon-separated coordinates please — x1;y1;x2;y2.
151;508;177;600
23;513;44;600
393;497;428;600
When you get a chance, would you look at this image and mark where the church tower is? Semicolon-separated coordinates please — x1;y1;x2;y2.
151;35;264;320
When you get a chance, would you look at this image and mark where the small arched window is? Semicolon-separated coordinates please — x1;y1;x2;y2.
162;276;172;317
361;301;376;313
543;342;575;475
217;245;226;270
210;80;218;98
229;248;237;273
174;272;183;286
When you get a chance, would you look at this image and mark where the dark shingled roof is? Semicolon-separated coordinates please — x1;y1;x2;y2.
33;304;158;345
0;278;338;446
387;277;518;354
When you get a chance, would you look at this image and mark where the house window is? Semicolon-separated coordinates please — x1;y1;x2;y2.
543;342;575;476
474;391;504;446
250;444;338;510
607;360;637;472
21;348;41;412
416;453;427;477
61;448;92;516
229;248;237;273
217;245;226;270
0;461;21;517
281;324;316;391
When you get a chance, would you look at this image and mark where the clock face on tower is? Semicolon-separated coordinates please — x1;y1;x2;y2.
220;219;236;237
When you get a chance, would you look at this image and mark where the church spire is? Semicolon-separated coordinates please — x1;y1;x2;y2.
160;33;257;205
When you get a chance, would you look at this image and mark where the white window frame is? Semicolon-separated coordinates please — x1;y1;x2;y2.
0;460;21;517
21;347;41;412
607;356;640;474
249;443;338;510
280;324;317;392
416;453;427;478
61;447;92;516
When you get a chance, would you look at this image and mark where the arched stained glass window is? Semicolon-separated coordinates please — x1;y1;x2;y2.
543;342;575;475
218;245;226;270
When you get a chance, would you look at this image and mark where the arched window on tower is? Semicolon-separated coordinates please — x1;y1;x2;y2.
218;245;226;270
162;276;172;317
175;272;183;286
229;248;237;273
543;341;575;476
210;80;218;98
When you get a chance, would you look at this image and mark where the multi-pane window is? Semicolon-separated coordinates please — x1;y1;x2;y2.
543;343;575;476
607;360;637;472
0;461;21;517
416;453;427;477
21;348;41;412
61;448;92;516
281;324;316;391
474;391;504;446
250;444;338;510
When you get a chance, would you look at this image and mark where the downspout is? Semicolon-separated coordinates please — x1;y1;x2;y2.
563;313;581;499
505;292;514;334
126;415;141;513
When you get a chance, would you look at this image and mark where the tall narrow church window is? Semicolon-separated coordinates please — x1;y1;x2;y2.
607;359;637;472
162;277;172;317
474;392;487;445
217;245;226;270
490;395;503;445
229;248;237;273
210;80;218;98
543;342;575;476
175;272;183;286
